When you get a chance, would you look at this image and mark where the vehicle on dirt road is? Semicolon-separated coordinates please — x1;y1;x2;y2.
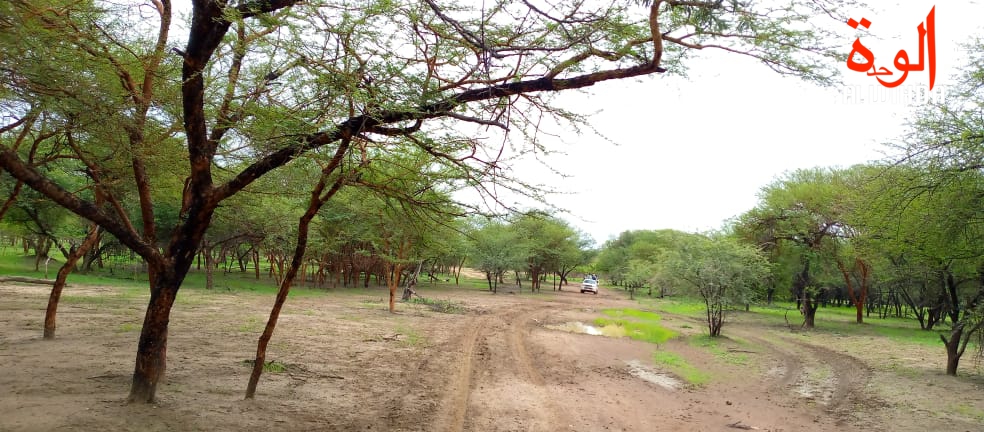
581;278;598;294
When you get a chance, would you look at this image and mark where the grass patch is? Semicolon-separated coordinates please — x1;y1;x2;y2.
951;403;984;421
238;316;263;333
394;325;425;347
116;323;140;333
241;359;288;373
602;308;663;321
361;297;385;305
652;350;710;385
688;335;750;366
595;308;677;345
751;303;950;348
409;297;464;314
648;299;706;317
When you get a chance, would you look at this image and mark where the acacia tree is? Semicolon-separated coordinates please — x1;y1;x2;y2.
656;234;769;336
1;0;849;402
468;218;522;294
735;168;850;328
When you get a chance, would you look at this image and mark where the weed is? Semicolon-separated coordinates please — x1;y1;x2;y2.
241;359;288;373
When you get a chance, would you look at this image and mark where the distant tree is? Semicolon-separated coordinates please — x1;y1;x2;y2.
468;219;522;294
735;168;850;328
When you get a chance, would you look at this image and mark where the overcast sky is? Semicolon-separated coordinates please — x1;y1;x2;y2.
489;1;984;246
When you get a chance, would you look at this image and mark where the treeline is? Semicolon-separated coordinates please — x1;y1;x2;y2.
592;44;984;375
0;187;597;294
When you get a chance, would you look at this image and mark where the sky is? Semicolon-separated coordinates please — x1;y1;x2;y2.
489;1;984;246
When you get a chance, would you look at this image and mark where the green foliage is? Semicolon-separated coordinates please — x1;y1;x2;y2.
654;234;770;336
595;229;701;291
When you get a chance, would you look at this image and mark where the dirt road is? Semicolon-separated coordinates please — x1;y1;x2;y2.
1;282;982;431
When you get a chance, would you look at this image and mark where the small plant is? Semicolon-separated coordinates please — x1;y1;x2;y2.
241;359;288;373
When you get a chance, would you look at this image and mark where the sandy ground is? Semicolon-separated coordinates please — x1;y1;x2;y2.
1;280;983;432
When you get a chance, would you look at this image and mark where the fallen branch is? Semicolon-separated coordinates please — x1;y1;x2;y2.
0;276;56;285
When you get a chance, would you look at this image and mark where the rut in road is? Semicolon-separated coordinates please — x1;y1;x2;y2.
730;327;872;421
433;303;570;432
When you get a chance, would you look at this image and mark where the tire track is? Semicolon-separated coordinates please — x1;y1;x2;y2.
436;304;569;432
436;313;490;432
503;308;566;429
731;327;871;417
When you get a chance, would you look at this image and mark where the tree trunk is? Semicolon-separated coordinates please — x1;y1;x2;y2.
454;257;465;286
942;325;963;376
128;271;180;403
802;295;818;328
246;162;348;399
203;243;215;290
253;249;260;279
44;225;100;339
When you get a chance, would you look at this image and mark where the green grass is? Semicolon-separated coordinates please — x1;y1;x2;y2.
60;285;145;306
750;303;949;347
594;308;678;345
688;335;749;365
238;316;264;333
116;322;140;333
951;403;984;421
645;298;707;317
652;350;710;385
636;292;961;350
394;325;425;347
602;308;664;322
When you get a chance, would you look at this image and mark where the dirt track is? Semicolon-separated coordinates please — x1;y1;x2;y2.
1;281;983;431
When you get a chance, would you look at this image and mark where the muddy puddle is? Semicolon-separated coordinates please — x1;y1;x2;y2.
545;321;603;335
626;360;682;390
546;321;632;338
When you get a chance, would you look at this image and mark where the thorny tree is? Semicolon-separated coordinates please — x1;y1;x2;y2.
0;0;848;402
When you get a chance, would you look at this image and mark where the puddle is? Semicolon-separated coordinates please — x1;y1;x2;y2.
792;366;835;405
626;360;682;390
546;321;603;336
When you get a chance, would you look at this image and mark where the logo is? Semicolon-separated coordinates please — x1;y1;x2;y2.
846;6;936;91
